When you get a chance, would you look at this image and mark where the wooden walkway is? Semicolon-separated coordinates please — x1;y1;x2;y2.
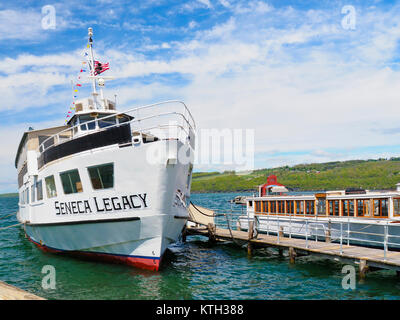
185;225;400;276
0;281;44;300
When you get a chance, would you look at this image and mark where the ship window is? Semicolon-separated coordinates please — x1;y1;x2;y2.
98;115;116;128
277;201;284;213
25;187;29;204
317;200;326;216
117;115;130;124
31;185;35;203
45;175;57;198
373;199;388;217
270;201;276;213
79;115;96;131
60;169;83;194
255;201;261;213
341;200;354;217
394;198;400;216
262;201;268;212
286;201;294;214
36;180;43;201
88;163;114;190
305;200;314;215
295;200;303;215
328;200;339;216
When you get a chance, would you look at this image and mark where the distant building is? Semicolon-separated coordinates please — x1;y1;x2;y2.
258;175;288;196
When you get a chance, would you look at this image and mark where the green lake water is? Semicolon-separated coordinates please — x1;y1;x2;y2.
1;192;400;300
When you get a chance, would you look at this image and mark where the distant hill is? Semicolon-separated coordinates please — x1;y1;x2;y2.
0;193;18;198
191;158;400;193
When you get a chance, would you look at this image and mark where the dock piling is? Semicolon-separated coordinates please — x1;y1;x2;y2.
247;220;254;256
289;247;296;264
359;259;369;280
207;223;216;243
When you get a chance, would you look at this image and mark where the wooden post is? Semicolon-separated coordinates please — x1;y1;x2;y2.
279;226;284;239
325;221;331;243
289;247;296;264
236;221;241;231
359;259;369;280
248;220;254;256
207;223;216;243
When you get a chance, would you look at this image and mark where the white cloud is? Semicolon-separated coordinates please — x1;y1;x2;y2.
0;9;43;41
197;0;212;9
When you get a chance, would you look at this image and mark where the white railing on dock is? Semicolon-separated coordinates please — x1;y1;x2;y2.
205;205;400;260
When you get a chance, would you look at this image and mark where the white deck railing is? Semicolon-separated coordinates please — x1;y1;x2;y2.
38;100;196;154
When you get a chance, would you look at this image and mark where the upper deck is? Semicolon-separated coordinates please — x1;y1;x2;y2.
15;99;196;189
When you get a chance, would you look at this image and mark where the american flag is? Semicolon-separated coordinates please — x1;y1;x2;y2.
94;61;109;75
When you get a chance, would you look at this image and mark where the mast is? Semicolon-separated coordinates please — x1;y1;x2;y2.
87;27;114;111
88;27;100;110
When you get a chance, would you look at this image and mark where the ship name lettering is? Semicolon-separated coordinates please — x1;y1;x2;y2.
56;193;148;215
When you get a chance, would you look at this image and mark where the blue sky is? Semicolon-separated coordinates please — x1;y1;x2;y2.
2;0;400;192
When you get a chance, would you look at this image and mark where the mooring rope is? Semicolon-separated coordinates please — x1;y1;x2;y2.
190;202;252;247
190;201;223;217
0;222;23;230
223;213;247;246
0;212;17;221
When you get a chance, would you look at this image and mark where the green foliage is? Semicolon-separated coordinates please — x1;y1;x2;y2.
191;158;400;193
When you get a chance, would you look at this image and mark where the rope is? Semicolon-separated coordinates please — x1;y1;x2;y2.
0;212;17;221
0;222;23;230
190;201;222;217
190;201;252;246
223;213;246;246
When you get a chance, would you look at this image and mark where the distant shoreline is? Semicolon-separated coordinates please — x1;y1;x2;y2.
0;193;18;198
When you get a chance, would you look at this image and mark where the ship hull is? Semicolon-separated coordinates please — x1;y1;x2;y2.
25;214;187;271
18;138;193;271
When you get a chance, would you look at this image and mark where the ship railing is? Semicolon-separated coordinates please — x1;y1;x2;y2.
204;206;400;260
37;100;195;154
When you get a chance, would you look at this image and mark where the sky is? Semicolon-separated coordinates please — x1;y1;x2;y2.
1;0;400;193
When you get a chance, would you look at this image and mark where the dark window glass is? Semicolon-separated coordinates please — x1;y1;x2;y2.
88;163;114;189
382;199;388;217
98;115;116;128
357;200;363;216
45;175;57;198
79;115;96;130
31;185;35;203
270;201;276;213
394;199;400;216
317;200;326;215
36;180;43;201
60;169;83;194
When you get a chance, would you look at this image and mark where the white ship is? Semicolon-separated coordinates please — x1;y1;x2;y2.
15;28;196;271
239;175;400;250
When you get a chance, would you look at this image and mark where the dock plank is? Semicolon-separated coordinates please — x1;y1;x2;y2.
0;281;45;300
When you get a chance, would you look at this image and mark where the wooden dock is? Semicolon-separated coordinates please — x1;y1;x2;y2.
0;281;44;300
185;224;400;278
